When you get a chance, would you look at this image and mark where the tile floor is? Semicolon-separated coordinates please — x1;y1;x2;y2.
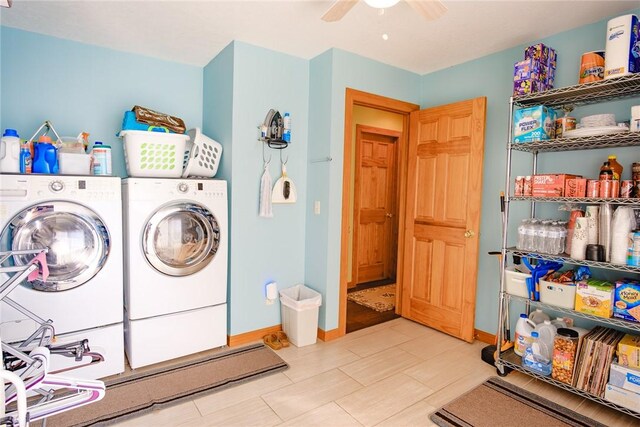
114;318;638;426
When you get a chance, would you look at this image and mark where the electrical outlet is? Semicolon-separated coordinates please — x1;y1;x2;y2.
314;201;321;215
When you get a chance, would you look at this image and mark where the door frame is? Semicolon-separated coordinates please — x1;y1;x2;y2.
352;124;402;287
338;88;420;335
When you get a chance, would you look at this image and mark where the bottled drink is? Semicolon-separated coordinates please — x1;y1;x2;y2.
608;154;623;180
558;221;568;254
599;161;613;180
517;219;529;250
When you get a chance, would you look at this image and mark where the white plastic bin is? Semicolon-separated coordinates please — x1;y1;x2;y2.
279;284;322;347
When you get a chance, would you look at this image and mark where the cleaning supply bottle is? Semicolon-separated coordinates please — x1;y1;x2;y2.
607;155;623;180
282;112;291;143
0;128;22;173
19;143;32;174
91;141;112;175
528;308;550;324
32;136;58;174
514;313;536;356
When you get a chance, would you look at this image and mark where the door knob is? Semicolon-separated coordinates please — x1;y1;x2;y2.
464;230;475;238
386;213;393;218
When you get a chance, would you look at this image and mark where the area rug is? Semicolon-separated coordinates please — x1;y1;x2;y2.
40;343;288;427
430;377;606;427
347;284;396;312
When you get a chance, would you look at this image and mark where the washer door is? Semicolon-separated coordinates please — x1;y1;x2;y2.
143;202;220;277
2;202;110;291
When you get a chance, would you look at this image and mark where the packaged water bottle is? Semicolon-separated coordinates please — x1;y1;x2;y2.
525;219;538;251
282;112;291;143
514;313;536;356
540;220;551;253
528;308;550;324
517;219;529;250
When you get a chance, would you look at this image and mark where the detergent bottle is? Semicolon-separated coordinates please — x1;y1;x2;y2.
514;313;536;356
32;136;59;174
0;128;21;173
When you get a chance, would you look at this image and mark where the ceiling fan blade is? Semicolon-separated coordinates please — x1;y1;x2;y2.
406;0;447;21
322;0;359;22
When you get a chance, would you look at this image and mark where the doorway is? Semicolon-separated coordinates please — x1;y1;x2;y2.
339;89;419;334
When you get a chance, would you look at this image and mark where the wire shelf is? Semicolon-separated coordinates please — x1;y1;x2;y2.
504;293;640;332
506;248;640;274
497;349;640;419
510;132;640;153
510;196;640;205
512;74;640;108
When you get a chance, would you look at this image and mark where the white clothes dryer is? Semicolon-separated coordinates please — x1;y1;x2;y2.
122;178;227;369
0;174;124;380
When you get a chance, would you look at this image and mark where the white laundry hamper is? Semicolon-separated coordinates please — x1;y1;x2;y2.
182;128;222;178
279;284;322;347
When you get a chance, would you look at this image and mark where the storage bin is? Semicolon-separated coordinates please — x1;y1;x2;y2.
120;130;189;178
539;279;576;309
279;284;322;347
182;128;222;178
58;152;92;175
504;266;530;298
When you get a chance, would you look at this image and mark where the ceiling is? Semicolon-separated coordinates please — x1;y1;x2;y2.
1;1;637;75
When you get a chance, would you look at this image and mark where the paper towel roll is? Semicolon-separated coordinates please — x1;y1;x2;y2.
599;203;613;262
604;14;639;79
632;105;640;132
571;217;589;260
585;205;599;245
611;207;636;265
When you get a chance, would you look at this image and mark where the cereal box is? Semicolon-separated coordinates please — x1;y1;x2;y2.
614;280;640;323
513;105;556;143
575;279;614;318
618;334;640;369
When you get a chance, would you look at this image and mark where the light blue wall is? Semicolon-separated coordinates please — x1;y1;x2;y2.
223;42;310;335
0;27;202;177
421;10;640;334
306;49;421;331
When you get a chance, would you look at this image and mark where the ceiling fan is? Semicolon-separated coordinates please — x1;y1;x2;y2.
322;0;447;22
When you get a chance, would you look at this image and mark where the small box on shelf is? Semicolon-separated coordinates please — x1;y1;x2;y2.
575;279;614;318
532;174;581;197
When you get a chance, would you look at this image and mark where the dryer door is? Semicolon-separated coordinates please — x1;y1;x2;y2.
143;202;220;276
1;202;110;291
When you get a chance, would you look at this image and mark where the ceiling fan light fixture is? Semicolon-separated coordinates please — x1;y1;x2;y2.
364;0;400;9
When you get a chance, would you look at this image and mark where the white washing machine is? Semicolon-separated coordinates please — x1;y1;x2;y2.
0;174;125;380
122;178;227;369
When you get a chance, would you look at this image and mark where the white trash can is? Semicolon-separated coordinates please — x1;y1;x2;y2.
279;284;322;347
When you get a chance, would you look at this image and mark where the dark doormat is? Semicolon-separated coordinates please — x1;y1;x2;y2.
39;343;288;426
430;376;606;427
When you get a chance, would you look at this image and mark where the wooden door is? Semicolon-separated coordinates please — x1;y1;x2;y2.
401;97;486;342
353;125;400;285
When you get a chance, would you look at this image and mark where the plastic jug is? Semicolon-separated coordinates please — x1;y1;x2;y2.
528;308;550;324
533;320;557;362
33;136;59;174
0;128;21;173
514;313;536;356
522;331;552;376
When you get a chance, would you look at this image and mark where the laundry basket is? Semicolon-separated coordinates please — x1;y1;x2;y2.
182;128;222;178
120;130;189;177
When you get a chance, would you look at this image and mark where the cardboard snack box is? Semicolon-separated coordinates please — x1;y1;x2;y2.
618;334;640;370
613;280;640;323
532;174;581;197
575;279;614;318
